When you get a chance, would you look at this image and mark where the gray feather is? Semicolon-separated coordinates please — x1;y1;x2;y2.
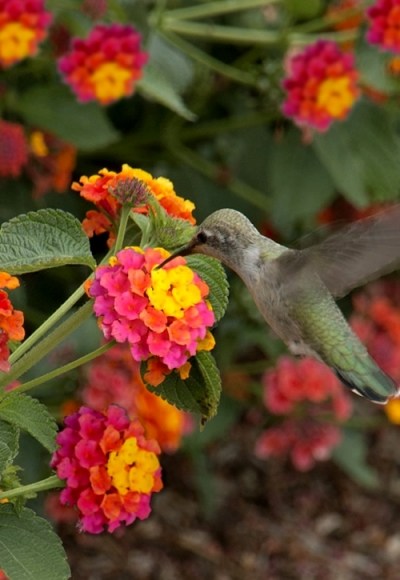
301;204;400;298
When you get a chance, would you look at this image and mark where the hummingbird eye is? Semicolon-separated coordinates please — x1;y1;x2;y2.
196;231;208;244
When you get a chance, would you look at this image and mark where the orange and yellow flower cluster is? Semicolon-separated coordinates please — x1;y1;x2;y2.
57;23;147;105
282;40;360;132
0;272;25;373
0;0;52;68
51;405;163;534
88;247;215;383
81;344;191;453
73;165;196;246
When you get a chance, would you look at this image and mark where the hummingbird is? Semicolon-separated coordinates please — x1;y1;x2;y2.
159;206;400;403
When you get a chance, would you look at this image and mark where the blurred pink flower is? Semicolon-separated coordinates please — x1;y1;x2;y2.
282;40;359;131
255;356;352;471
58;23;147;105
0;0;52;68
367;0;400;53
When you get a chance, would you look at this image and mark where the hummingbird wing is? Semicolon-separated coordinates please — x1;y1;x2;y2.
274;259;398;403
298;204;400;298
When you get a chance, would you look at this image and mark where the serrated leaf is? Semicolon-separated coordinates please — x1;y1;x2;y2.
146;368;204;414
0;420;19;476
185;255;229;322
0;504;70;580
0;209;96;274
332;428;379;490
195;351;222;421
0;394;57;453
145;353;222;422
16;84;119;151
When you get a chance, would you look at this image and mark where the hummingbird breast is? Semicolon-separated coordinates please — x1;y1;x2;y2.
247;260;312;356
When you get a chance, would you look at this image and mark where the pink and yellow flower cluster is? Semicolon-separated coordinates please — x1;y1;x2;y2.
51;405;163;534
0;0;52;68
0;272;25;373
88;247;215;382
367;0;400;54
255;356;352;471
282;40;360;132
73;165;196;247
58;23;147;105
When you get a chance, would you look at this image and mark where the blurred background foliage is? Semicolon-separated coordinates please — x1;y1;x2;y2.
3;0;400;575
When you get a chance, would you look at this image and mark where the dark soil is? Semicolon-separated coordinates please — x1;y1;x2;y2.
59;416;400;580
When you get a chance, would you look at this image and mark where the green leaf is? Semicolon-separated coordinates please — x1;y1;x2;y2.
313;120;368;207
185;255;229;322
145;353;222;422
0;504;70;580
195;351;222;421
356;40;400;95
138;33;196;120
332;428;379;490
0;209;96;274
0;394;57;453
0;420;19;476
313;102;400;206
146;368;204;415
16;84;120;151
267;128;336;231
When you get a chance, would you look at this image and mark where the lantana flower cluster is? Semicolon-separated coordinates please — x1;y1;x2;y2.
282;39;360;132
0;120;29;178
28;130;77;197
81;344;192;452
255;356;352;471
51;405;163;534
0;0;52;68
88;247;215;383
58;23;147;105
73;165;196;247
350;280;400;424
367;0;400;54
0;272;25;372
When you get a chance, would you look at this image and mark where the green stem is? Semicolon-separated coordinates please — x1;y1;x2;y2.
181;111;278;141
0;475;63;501
289;29;358;46
10;342;115;396
164;0;280;21
159;31;258;86
10;281;87;365
10;248;114;367
165;127;269;211
114;204;131;253
162;20;284;45
0;301;94;389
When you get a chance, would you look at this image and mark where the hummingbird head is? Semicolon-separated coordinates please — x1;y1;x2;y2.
158;209;262;272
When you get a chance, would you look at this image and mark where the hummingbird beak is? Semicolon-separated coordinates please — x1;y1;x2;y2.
156;238;198;269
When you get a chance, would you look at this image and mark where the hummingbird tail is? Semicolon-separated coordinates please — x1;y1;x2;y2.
333;365;399;404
